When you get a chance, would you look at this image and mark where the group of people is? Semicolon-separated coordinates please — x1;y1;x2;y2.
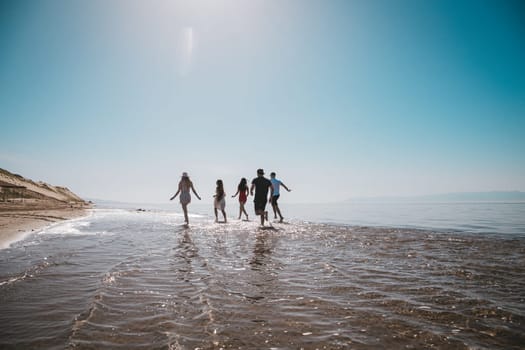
170;168;291;226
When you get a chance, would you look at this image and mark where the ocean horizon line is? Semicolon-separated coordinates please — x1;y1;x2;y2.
87;190;525;207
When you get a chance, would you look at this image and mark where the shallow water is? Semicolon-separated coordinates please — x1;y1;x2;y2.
282;201;525;236
0;209;524;349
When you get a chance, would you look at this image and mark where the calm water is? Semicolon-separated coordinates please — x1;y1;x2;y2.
283;201;525;236
0;202;524;349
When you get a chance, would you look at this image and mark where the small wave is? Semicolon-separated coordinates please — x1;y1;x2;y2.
40;221;85;235
0;258;53;287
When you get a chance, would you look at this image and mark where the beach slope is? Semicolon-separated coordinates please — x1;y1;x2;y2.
0;168;90;248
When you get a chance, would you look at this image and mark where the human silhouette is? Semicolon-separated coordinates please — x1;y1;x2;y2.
250;169;273;226
232;178;249;220
170;172;201;224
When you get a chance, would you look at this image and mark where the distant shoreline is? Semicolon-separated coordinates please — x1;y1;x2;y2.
0;203;91;249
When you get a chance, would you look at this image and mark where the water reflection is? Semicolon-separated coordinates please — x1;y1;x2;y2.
250;231;273;271
173;229;198;282
245;231;281;303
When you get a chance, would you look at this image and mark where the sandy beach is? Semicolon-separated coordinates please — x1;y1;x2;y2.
0;203;90;249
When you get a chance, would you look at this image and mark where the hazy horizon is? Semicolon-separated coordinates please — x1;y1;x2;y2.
86;190;525;206
1;0;524;203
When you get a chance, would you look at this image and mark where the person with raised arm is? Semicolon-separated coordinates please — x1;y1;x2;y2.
269;172;292;223
232;177;249;221
170;172;201;225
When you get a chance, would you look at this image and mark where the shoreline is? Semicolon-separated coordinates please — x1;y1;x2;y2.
0;204;90;249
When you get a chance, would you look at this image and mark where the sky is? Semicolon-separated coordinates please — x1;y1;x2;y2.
1;0;524;204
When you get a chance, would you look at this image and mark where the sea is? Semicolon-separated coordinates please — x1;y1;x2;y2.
0;200;524;349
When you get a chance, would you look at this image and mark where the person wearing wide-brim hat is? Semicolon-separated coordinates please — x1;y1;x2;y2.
170;172;201;225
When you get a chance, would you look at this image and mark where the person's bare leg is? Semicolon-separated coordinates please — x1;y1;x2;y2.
272;203;277;219
222;209;227;223
257;210;264;226
182;204;189;224
242;204;248;220
214;208;218;222
238;205;242;220
276;205;283;222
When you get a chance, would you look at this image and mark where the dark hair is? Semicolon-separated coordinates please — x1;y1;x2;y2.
216;179;225;200
181;176;191;186
237;178;247;191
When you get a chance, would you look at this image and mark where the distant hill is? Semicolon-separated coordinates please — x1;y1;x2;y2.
0;168;86;204
347;191;525;202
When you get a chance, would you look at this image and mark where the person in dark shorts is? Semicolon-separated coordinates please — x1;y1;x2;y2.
270;172;292;222
250;168;274;226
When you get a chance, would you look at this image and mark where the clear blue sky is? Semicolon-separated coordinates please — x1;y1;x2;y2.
1;0;524;203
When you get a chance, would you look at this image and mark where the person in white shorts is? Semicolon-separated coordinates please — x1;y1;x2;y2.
213;179;227;223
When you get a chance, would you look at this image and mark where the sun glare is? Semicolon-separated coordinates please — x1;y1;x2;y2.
178;26;195;76
184;27;194;55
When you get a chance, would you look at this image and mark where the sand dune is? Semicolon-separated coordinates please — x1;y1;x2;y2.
0;168;90;248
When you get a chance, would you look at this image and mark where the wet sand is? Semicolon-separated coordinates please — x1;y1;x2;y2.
0;204;89;249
